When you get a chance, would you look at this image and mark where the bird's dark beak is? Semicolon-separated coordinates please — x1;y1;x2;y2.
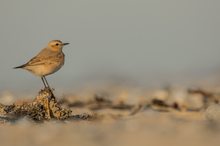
62;43;69;46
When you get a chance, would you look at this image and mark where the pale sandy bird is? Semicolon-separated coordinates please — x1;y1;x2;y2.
14;40;69;90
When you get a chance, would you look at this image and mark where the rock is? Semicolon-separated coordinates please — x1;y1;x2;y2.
0;88;72;122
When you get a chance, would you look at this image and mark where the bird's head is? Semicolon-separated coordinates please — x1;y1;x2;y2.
47;40;69;52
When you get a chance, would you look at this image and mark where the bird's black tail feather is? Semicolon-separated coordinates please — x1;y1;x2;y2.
13;64;26;69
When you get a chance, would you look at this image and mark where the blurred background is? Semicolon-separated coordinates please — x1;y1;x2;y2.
0;0;220;94
1;2;220;146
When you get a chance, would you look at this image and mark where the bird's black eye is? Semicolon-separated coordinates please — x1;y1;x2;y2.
55;43;59;46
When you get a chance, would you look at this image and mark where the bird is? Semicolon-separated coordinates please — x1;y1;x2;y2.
14;40;69;92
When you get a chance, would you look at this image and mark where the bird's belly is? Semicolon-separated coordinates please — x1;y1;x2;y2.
25;63;63;77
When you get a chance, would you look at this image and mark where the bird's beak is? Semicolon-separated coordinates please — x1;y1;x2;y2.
62;43;69;46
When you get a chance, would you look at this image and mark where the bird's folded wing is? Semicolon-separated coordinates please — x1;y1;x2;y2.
26;56;48;66
26;55;60;66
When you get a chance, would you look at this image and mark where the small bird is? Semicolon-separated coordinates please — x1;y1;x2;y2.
14;40;69;91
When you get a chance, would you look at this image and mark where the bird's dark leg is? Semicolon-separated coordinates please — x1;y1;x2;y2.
43;76;51;89
41;77;47;88
43;76;55;97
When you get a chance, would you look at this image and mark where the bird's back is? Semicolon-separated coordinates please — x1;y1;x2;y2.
14;47;65;76
26;48;63;66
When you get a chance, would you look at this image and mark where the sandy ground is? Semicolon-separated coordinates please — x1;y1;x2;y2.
1;86;220;146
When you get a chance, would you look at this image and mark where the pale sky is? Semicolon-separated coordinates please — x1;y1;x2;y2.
0;0;220;93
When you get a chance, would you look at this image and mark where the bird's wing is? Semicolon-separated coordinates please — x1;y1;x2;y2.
25;50;62;67
26;56;46;66
25;48;51;66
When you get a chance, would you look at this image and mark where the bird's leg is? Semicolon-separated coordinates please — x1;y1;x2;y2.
43;76;55;97
43;76;51;89
41;77;47;88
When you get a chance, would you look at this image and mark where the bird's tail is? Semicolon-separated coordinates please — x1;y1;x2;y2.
13;64;26;69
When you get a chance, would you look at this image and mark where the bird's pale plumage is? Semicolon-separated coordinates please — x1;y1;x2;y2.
18;48;65;76
14;40;69;90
